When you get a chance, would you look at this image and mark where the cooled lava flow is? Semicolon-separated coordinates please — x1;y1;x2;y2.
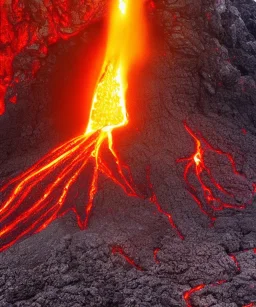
0;0;147;251
177;121;255;223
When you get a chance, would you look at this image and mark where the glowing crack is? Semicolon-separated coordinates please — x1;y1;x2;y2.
177;121;255;223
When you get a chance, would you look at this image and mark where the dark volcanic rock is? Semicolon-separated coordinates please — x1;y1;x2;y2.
0;0;256;307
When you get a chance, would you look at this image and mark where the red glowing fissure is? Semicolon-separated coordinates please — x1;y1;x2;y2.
0;120;254;251
177;121;254;223
183;280;227;307
112;246;143;271
183;248;256;307
146;166;184;240
229;254;241;271
153;248;160;264
183;284;206;307
0;134;183;252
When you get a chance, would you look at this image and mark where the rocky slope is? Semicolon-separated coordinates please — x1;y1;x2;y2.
0;0;256;306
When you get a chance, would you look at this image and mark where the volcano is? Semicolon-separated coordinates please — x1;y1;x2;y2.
1;0;256;306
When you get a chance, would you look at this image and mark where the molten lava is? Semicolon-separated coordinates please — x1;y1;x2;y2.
1;0;254;258
183;284;206;307
0;0;155;114
183;248;256;307
1;0;183;252
177;121;254;223
183;280;227;307
0;0;147;251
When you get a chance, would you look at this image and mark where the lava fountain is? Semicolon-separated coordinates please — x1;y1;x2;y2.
0;0;149;251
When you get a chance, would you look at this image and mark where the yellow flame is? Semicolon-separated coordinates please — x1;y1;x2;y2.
85;0;146;135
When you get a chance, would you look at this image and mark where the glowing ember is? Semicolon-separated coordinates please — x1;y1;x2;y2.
177;121;254;223
0;0;147;251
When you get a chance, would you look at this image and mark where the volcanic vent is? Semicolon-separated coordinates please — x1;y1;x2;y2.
1;0;256;306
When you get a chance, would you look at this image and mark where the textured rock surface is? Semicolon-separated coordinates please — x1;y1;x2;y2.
0;0;106;113
1;0;256;306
